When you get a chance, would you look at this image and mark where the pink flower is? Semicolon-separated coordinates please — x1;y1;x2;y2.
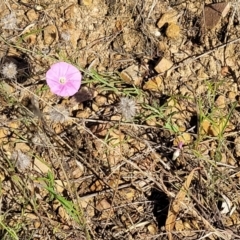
178;141;183;149
46;62;82;97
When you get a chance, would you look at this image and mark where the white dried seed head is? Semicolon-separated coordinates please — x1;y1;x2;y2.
11;150;31;171
49;105;69;123
220;194;233;215
41;46;50;55
1;62;17;79
2;12;18;30
61;31;70;42
119;97;136;121
32;132;48;145
172;149;181;160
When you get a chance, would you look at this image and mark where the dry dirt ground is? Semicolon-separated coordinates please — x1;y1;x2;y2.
1;0;240;239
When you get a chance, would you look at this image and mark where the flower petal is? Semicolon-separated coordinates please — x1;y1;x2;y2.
46;62;82;97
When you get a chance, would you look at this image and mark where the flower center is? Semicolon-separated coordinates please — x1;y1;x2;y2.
59;77;66;84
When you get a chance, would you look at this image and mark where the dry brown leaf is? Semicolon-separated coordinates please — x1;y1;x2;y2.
26;9;39;21
173;132;192;146
96;199;113;219
200;117;232;137
64;4;77;20
81;0;93;6
234;137;240;157
120;64;143;86
200;119;211;135
96;199;111;211
76;108;91;118
221;66;230;76
148;224;158;234
71;86;94;103
208;117;228;136
120;188;136;201
43;25;58;45
215;95;226;109
143;76;163;92
204;3;230;29
0;128;8;139
165;168;200;240
166;23;181;39
175;219;184;231
33;158;51;174
90;180;104;191
154;57;173;73
24;33;37;45
157;8;179;28
55;180;66;193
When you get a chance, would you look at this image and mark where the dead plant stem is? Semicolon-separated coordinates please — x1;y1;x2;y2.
167;36;240;74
